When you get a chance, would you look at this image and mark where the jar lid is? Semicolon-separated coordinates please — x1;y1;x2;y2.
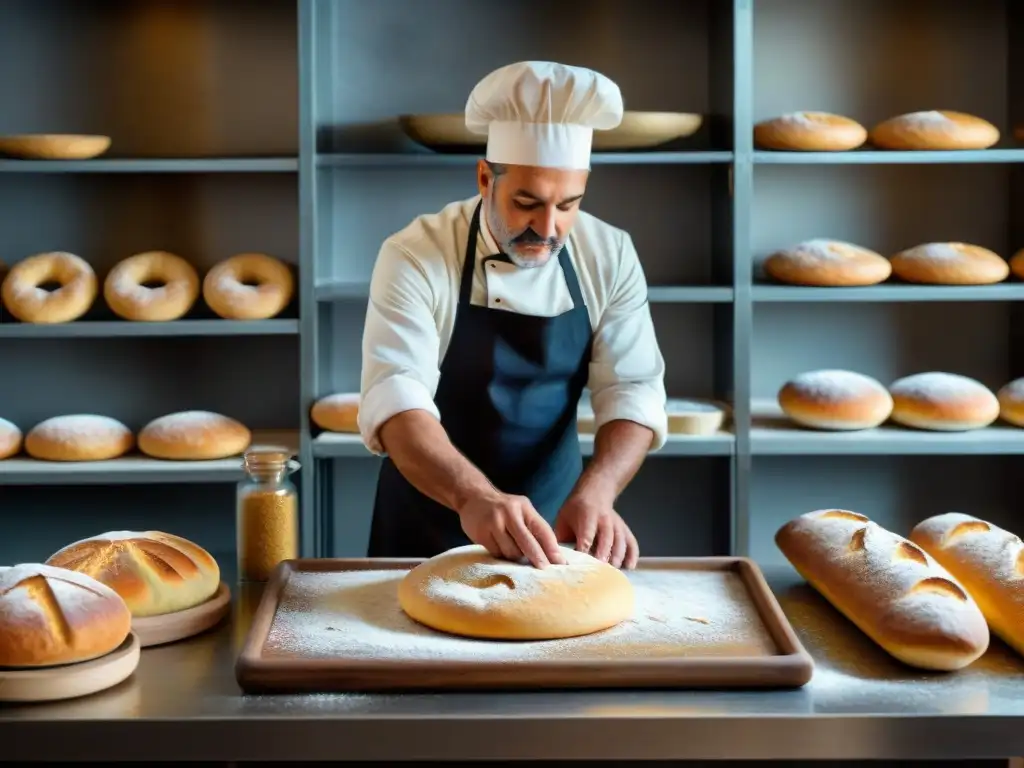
243;445;293;468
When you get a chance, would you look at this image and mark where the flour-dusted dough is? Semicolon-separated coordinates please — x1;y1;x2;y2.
398;544;635;640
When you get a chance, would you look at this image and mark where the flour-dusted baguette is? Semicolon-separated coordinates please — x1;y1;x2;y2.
910;512;1024;658
776;509;989;670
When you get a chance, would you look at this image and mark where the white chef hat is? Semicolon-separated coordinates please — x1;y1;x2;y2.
465;61;624;171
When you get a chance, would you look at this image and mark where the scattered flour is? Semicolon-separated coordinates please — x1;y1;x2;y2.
110;270;175;305
30;414;130;447
786;369;887;402
899;110;955;128
262;568;778;663
777;111;819;127
215;274;281;310
913;512;1024;582
784;239;859;264
888;372;991;403
898;242;964;262
999;377;1024;401
0;563;115;625
143;411;238;445
0;417;21;442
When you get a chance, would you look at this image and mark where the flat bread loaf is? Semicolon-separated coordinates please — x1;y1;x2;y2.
398;544;635;640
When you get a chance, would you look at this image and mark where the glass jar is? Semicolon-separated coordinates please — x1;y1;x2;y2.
236;446;300;582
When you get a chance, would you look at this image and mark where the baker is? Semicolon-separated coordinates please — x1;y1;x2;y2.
359;61;668;570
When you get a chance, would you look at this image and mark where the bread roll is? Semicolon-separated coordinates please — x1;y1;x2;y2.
869;111;1000;150
138;410;251;460
996;377;1024;427
1007;247;1024;281
46;530;221;617
763;239;891;287
0;416;22;459
775;509;989;670
778;370;893;430
911;512;1024;658
398;544;635;640
754;112;867;151
24;414;134;461
0;563;132;667
890;242;1008;285
889;372;999;431
310;393;359;432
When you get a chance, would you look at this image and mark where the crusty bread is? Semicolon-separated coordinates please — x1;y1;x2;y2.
890;242;1008;286
46;530;221;617
398;544;635;640
869;110;999;150
775;509;989;670
888;372;999;431
310;392;360;433
778;370;893;430
25;414;134;462
763;239;891;287
0;416;22;459
138;410;251;460
754;112;867;151
0;563;132;667
911;512;1024;658
996;377;1024;427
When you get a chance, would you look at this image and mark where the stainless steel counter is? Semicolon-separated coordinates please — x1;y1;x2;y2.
3;566;1024;761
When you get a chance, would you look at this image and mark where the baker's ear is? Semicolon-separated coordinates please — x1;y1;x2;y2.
476;158;492;198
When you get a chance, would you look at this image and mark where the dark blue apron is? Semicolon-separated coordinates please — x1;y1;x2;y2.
367;200;593;557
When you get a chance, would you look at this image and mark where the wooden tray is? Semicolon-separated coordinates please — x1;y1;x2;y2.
133;582;231;648
0;632;140;703
235;557;814;693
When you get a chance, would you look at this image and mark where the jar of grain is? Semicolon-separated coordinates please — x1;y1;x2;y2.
236;446;300;582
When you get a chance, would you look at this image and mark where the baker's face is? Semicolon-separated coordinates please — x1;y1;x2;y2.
478;160;589;269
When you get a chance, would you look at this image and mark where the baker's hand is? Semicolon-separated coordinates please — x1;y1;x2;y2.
457;491;566;568
554;493;639;569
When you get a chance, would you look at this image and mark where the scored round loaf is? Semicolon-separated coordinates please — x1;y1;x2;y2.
138;410;251;460
398;544;636;640
763;239;892;287
889;372;999;431
778;369;893;430
46;530;221;617
775;509;990;670
869;110;1000;150
890;242;1008;285
754;112;867;151
0;416;22;459
0;563;132;667
310;392;360;433
996;377;1024;427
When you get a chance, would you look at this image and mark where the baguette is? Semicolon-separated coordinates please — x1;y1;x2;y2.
910;512;1024;658
776;509;989;670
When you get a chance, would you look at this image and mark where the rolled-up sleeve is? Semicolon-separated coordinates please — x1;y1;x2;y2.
358;241;442;455
587;231;669;451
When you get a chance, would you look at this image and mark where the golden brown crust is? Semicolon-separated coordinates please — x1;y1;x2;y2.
202;253;294;321
911;512;1024;658
0;416;22;459
103;251;201;322
890;242;1008;285
778;370;893;430
137;410;251;460
0;251;98;324
1007;248;1024;281
24;414;134;461
398;544;635;640
869;111;999;150
888;372;999;431
46;531;221;617
0;563;132;667
310;393;360;433
763;239;891;286
775;509;989;670
996;377;1024;427
754;112;867;151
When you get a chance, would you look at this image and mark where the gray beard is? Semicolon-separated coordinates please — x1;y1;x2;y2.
485;196;559;269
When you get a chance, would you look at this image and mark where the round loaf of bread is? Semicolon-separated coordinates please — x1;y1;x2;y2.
0;416;22;459
889;372;999;431
890;242;1008;285
1006;248;1024;281
310;393;359;433
666;398;727;435
778;370;893;430
869;110;1000;150
996;377;1024;427
763;239;892;287
0;563;132;667
138;410;251;460
398;544;635;640
46;530;221;617
754;112;867;151
24;414;134;461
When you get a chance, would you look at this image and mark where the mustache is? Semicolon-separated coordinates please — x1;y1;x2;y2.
512;228;560;248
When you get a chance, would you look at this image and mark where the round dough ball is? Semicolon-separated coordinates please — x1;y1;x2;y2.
889;372;999;431
138;410;251;460
763;239;892;287
103;251;200;322
869;110;999;150
754;111;867;151
0;416;23;459
996;377;1024;427
1;251;98;324
398;544;635;640
310;393;359;432
778;370;893;430
202;253;294;320
890;242;1008;285
25;415;134;461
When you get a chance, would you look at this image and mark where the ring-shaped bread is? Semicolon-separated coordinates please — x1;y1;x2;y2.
103;251;200;322
1;251;97;324
202;253;294;320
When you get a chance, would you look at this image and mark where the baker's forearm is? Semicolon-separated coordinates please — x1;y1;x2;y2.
571;419;653;503
377;409;496;512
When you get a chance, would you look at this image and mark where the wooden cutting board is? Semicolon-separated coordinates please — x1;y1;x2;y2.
235;556;814;693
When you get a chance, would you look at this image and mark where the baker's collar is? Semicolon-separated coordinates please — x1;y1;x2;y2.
478;197;501;255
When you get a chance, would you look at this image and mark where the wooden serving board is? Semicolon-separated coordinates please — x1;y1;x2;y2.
235;557;814;693
133;582;231;648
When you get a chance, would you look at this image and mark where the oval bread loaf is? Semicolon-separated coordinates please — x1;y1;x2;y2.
763;239;891;287
869;110;999;150
754;112;867;151
910;512;1024;658
775;509;989;670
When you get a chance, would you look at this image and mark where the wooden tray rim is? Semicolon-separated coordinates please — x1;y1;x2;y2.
236;556;815;688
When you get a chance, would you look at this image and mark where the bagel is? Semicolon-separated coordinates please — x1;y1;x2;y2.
202;253;294;320
890;242;1008;285
138;411;251;460
763;239;892;286
1;251;98;323
754;112;867;151
103;251;200;322
25;415;134;462
310;393;360;433
0;417;22;459
869;111;999;151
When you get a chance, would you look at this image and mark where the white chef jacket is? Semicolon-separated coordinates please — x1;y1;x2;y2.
358;195;668;455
